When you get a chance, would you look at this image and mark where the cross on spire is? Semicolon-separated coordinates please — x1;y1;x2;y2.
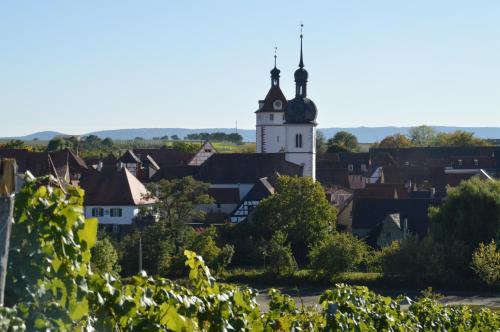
299;23;304;68
274;46;278;68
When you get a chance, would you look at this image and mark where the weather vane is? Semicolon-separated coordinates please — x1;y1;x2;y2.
300;23;304;36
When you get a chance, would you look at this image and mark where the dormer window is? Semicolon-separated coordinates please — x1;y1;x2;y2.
273;100;283;110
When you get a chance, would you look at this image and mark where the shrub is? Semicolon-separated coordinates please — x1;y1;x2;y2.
91;237;121;276
472;241;500;286
266;231;298;276
309;232;369;276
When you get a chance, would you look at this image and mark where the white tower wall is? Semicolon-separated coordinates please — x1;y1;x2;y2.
284;124;316;180
256;112;286;153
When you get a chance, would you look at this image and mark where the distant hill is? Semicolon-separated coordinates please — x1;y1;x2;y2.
3;126;500;143
1;131;68;141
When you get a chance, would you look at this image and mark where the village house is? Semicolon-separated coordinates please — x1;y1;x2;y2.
79;164;156;232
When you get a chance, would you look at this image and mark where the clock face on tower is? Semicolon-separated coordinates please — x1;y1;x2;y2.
273;100;283;110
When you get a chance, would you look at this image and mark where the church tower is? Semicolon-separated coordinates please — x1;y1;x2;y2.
255;49;287;153
283;27;317;180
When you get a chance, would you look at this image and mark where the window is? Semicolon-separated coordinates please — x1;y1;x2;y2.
269;114;274;121
295;134;303;148
474;159;479;166
277;136;279;142
348;164;354;172
217;203;221;209
205;149;211;152
361;164;367;172
112;224;120;233
458;159;463;166
91;207;104;217
110;208;123;217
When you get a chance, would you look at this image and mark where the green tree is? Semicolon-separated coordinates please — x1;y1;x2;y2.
47;137;67;151
172;141;201;153
327;131;359;152
266;231;297;276
316;131;327;153
189;227;234;274
101;137;114;148
430;177;500;254
376;133;413;148
146;177;213;224
471;241;500;286
82;134;102;147
431;130;490;147
171;134;180;140
251;176;337;263
427;177;500;279
309;232;369;276
409;125;436;146
119;177;213;276
91;238;121;276
0;139;28;149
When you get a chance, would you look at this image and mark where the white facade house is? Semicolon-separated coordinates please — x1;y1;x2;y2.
84;205;140;226
256;33;317;180
80;166;157;228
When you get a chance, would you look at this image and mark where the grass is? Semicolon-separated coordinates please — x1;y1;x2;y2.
222;268;388;289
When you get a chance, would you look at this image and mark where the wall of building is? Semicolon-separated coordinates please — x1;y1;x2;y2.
84;205;139;225
284;124;316;179
256;112;286;153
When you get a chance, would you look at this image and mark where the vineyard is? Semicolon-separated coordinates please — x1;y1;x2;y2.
0;177;499;331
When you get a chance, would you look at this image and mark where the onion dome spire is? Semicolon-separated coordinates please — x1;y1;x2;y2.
294;24;308;97
270;46;280;87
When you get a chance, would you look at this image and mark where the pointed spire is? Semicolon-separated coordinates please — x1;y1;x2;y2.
299;23;304;68
274;46;277;68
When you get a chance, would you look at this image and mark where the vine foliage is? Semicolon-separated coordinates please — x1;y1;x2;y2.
0;176;499;331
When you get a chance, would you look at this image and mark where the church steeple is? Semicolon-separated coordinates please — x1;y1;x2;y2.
270;46;280;87
294;24;308;97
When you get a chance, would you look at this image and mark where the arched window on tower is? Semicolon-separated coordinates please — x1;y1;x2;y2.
295;134;303;148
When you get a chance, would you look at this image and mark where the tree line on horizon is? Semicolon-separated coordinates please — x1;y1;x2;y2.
316;125;493;153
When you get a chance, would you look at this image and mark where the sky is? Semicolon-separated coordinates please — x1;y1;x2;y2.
1;1;500;136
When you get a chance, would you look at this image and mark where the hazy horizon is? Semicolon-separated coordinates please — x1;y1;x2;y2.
2;1;500;137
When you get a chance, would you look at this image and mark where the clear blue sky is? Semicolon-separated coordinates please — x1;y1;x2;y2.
1;1;500;136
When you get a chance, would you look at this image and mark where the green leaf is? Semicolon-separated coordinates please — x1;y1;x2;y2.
68;297;89;321
78;217;98;249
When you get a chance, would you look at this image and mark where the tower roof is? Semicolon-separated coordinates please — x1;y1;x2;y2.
256;48;288;113
285;25;317;124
